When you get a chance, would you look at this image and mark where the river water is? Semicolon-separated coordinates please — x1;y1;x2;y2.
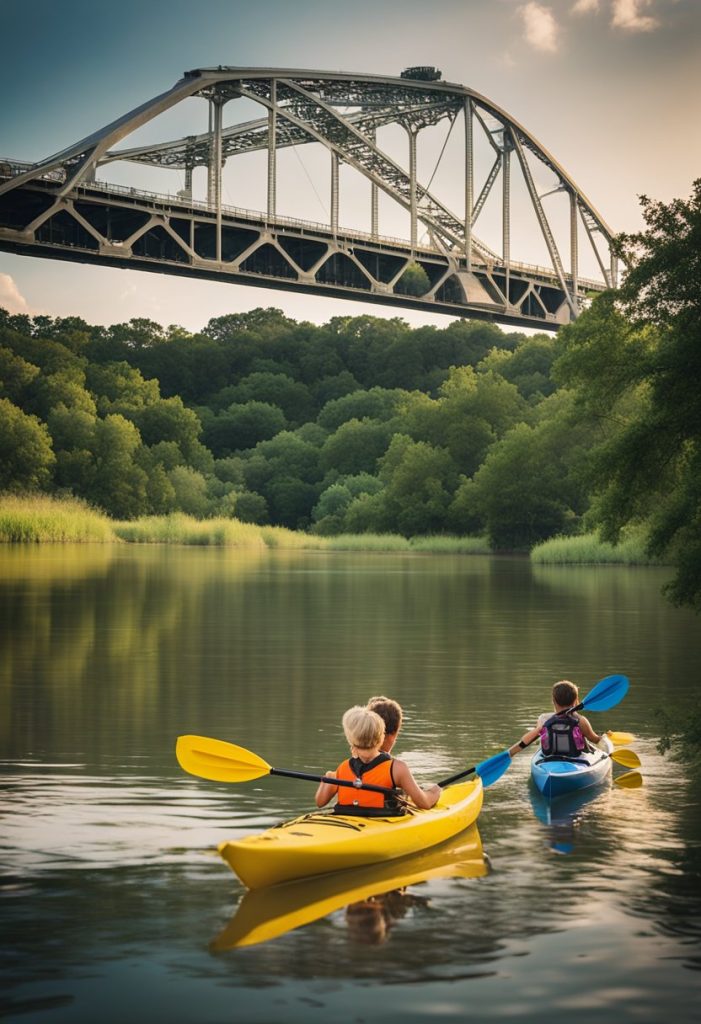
1;545;700;1023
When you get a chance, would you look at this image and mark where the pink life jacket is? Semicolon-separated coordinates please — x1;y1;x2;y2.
540;712;586;757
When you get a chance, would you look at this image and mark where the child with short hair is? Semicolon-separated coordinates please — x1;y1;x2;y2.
315;705;441;814
508;680;608;758
367;695;403;752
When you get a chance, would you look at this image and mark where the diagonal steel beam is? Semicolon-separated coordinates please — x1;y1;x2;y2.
0;74;208;200
510;129;575;314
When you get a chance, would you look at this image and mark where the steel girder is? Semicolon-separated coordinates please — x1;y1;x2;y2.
0;66;618;327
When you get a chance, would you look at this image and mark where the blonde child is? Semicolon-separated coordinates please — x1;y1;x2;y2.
315;706;441;814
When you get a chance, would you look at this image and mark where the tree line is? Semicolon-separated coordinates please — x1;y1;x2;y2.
1;181;699;608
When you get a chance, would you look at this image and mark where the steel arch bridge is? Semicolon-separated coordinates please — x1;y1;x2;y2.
0;66;618;330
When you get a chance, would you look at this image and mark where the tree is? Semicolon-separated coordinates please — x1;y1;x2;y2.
317;387;405;431
203;401;286;456
479;333;559;401
556;181;701;608
378;435;458;536
233;491;269;524
396;261;430;297
454;422;571;549
168;465;210;517
217;371;314;425
0;397;55;491
319;418;393;476
87;414;148;518
0;345;39;403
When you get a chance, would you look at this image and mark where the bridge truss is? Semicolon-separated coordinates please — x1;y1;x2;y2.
0;67;618;330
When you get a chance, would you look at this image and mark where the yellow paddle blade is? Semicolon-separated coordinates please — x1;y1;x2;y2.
608;731;635;746
614;770;643;789
609;747;641;769
176;735;272;782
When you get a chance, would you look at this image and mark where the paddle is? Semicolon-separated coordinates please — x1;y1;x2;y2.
436;750;512;788
607;747;641;768
521;673;631;753
614;770;643;789
608;731;635;746
176;735;402;798
176;734;511;800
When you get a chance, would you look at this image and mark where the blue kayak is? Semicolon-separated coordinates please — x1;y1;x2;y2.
531;736;613;799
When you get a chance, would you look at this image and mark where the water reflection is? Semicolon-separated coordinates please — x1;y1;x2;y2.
2;546;701;1022
528;778;623;855
211;826;488;950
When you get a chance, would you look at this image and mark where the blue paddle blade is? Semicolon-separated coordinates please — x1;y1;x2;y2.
581;673;630;712
475;749;512;788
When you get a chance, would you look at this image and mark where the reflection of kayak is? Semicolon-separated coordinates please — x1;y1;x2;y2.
211;824;487;949
218;779;483;889
529;778;608;827
531;736;613;799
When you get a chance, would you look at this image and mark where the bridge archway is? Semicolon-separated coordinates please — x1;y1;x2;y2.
0;67;617;330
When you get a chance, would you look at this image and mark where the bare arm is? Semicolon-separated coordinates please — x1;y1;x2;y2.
391;758;441;809
315;771;338;807
508;725;541;758
578;714;605;745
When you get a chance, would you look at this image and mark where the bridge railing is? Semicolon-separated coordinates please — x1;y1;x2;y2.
0;158;605;293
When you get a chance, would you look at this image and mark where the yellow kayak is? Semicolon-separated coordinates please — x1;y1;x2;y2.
218;778;483;889
212;823;487;949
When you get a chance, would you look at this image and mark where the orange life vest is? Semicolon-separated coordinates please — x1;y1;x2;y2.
334;753;402;815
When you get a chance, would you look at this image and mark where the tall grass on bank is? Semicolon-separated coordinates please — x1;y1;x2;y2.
531;531;661;565
113;514;266;549
0;495;493;554
324;533;411;551
259;526;328;550
322;533;491;553
410;535;491;554
0;494;115;543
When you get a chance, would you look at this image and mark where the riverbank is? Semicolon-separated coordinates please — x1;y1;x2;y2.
531;530;661;565
0;495;491;554
0;494;662;563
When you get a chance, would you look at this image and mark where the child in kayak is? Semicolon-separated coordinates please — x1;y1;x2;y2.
367;695;403;753
508;680;609;758
315;705;441;814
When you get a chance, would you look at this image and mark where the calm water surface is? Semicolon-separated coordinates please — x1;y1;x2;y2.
1;545;700;1023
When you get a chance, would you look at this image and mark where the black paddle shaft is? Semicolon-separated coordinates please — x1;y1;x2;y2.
270;766;397;796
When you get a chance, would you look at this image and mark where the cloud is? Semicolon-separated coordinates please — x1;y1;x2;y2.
498;50;517;69
572;0;600;13
611;0;659;32
519;2;560;52
0;273;29;315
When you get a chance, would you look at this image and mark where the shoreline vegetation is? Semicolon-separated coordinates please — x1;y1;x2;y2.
0;494;663;564
530;531;662;566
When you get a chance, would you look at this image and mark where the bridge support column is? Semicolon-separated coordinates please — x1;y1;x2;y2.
570;191;579;312
408;128;418;252
610;254;618;289
268;79;277;220
502;131;511;300
330;151;339;236
370;128;379;240
464;97;473;272
208;95;225;261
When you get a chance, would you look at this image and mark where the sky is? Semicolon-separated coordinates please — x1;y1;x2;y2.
0;0;699;333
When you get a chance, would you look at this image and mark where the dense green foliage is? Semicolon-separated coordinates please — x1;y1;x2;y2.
1;305;576;544
656;704;701;768
554;180;701;609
